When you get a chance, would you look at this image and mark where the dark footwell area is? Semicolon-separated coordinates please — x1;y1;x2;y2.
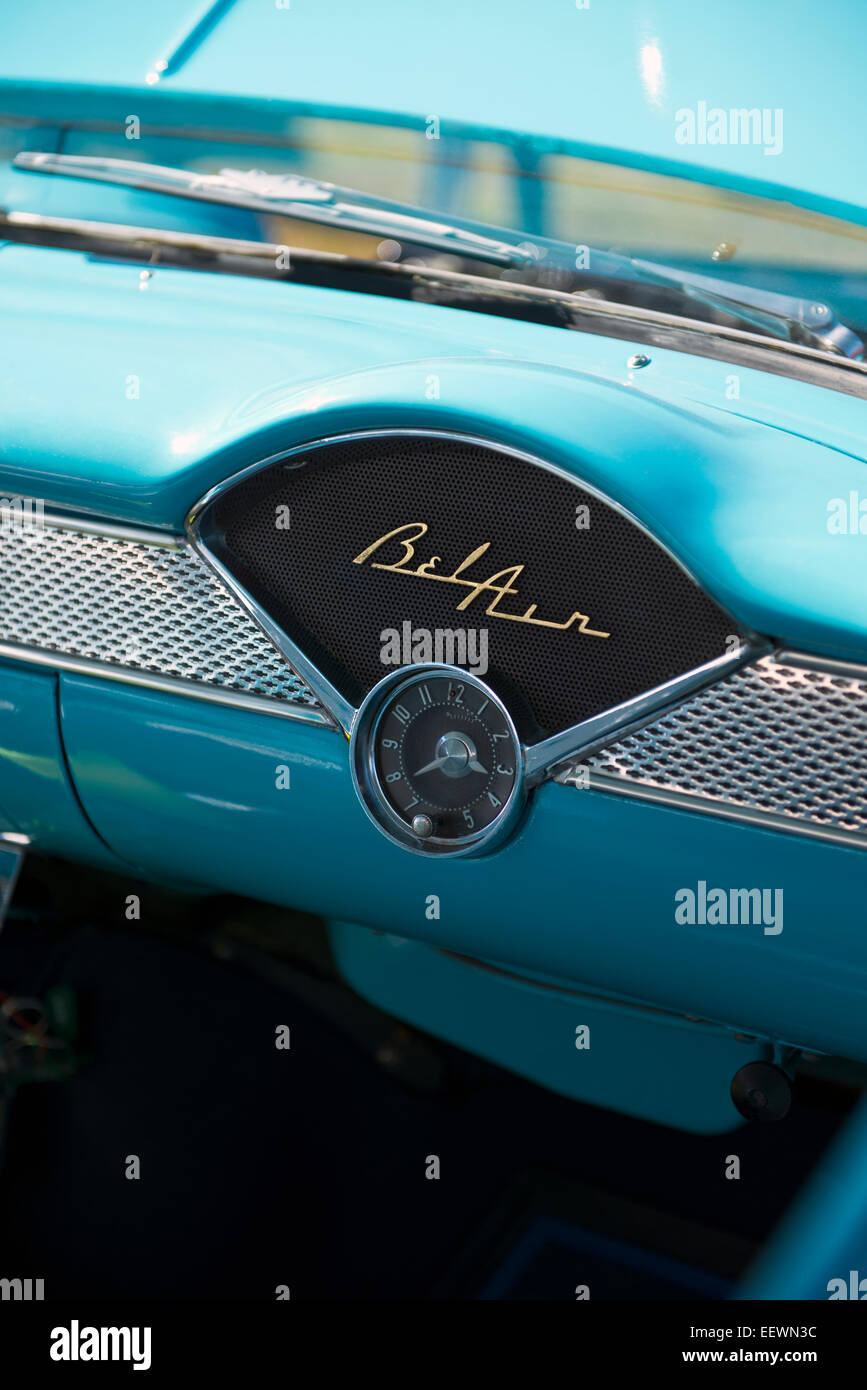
0;856;857;1300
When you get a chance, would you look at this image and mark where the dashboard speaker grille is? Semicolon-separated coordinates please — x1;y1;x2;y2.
199;433;735;739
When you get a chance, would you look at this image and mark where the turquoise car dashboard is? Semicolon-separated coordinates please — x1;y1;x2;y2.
0;236;865;1113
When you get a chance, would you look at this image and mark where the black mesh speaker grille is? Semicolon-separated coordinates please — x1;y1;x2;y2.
200;434;735;740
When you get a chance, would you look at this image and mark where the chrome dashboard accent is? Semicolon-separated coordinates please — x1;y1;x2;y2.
523;644;762;783
0;511;329;724
556;653;867;849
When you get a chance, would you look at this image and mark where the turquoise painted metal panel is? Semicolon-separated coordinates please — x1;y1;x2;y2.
0;662;124;867
0;246;865;663
1;1;867;227
55;674;867;1064
737;1096;867;1299
328;921;751;1133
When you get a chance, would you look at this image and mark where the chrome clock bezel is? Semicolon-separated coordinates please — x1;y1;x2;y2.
349;664;526;857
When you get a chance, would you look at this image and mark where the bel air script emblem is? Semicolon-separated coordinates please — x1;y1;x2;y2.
353;522;610;637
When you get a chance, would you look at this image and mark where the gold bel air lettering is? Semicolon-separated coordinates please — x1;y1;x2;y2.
352;523;610;637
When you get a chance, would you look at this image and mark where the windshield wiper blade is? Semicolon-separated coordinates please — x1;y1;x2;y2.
12;151;865;360
13;151;550;269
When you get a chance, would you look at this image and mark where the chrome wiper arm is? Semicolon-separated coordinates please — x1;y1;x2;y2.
633;260;864;361
13;152;865;360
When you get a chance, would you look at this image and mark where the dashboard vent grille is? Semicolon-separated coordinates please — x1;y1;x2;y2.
556;655;867;846
0;522;322;715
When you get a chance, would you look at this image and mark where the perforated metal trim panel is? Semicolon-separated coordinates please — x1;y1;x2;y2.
556;655;867;847
0;522;323;716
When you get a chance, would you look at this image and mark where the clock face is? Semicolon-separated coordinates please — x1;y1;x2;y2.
350;667;524;855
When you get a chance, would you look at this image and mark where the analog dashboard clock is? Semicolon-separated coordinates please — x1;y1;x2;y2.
350;665;525;856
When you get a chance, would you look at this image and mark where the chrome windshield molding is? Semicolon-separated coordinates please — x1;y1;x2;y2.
0;831;30;846
0;208;295;261
577;774;867;853
0;642;332;725
525;642;766;784
188;427;760;746
4;209;867;396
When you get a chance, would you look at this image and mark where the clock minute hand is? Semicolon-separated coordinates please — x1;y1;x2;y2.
413;754;448;777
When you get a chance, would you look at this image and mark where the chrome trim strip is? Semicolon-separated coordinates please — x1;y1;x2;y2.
2;209;290;261
774;649;867;681
0;642;332;725
525;644;764;781
185;542;356;733
1;500;185;548
575;771;867;851
188;427;761;764
37;513;183;548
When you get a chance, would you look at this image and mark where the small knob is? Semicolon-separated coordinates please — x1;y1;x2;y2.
411;814;433;839
731;1061;792;1122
